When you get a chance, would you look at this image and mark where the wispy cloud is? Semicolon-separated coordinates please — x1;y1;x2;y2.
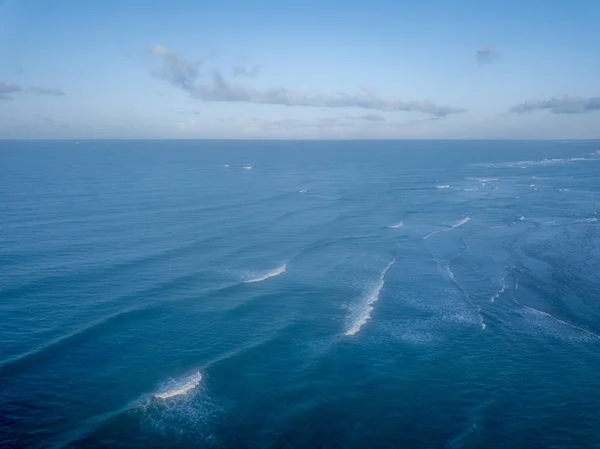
0;81;66;100
28;86;66;96
0;82;22;101
150;44;201;91
476;45;499;64
510;94;600;114
346;113;387;122
232;64;260;78
151;44;466;118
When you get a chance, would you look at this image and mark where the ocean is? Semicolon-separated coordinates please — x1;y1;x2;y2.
1;140;600;448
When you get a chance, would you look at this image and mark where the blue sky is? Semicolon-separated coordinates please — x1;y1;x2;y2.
1;0;599;139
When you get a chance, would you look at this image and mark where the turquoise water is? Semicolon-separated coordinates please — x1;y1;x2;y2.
1;140;600;448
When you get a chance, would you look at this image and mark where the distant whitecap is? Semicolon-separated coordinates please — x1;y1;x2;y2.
388;222;404;229
244;264;286;283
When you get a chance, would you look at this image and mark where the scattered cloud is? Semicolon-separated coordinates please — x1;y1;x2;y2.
232;64;261;78
476;45;499;64
510;94;600;114
346;113;387;122
0;82;21;100
28;86;66;96
150;44;201;91
0;81;65;100
151;44;466;118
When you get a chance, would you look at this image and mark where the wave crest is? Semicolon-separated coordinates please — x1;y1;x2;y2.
345;259;395;336
244;264;287;283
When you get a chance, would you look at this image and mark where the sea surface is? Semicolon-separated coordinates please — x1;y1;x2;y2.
1;140;600;448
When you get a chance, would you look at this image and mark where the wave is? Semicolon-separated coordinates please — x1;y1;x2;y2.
153;372;203;400
438;262;485;330
576;217;598;223
518;216;525;221
298;189;308;193
244;264;287;283
489;285;505;303
478;178;499;182
521;305;600;341
463;188;478;191
345;258;396;336
243;166;252;170
0;305;155;378
388;222;404;229
471;156;599;169
423;217;470;240
436;185;450;189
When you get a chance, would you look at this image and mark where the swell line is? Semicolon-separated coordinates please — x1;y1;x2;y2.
423;217;470;240
345;258;396;336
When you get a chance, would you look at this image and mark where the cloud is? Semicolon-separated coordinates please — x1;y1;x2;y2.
0;81;21;100
0;81;65;100
150;44;201;91
476;45;499;64
232;64;260;78
151;44;466;118
346;113;387;122
510;94;600;114
28;86;66;96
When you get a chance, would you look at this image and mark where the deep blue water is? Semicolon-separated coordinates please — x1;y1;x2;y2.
1;140;600;449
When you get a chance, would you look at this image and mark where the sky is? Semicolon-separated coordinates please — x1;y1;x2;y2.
0;0;599;139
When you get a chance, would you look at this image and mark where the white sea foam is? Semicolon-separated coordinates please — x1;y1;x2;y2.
154;372;203;400
577;217;598;223
388;221;404;229
463;188;478;191
423;217;470;240
243;166;252;170
489;285;505;303
472;156;598;169
529;184;535;187
344;259;395;336
244;264;287;283
518;216;525;221
438;262;485;329
490;225;508;229
298;189;308;193
436;185;450;189
223;164;229;168
521;305;599;341
478;178;499;182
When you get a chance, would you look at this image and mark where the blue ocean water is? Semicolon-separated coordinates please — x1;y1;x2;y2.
1;140;600;448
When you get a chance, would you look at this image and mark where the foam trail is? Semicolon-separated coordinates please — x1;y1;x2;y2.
423;217;470;240
345;258;396;336
153;372;203;400
244;264;287;283
490;267;515;302
521;305;600;340
436;185;450;189
489;285;505;303
388;222;404;229
440;263;485;330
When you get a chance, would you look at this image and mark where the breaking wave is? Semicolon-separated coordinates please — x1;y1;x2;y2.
244;264;287;283
345;259;396;336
